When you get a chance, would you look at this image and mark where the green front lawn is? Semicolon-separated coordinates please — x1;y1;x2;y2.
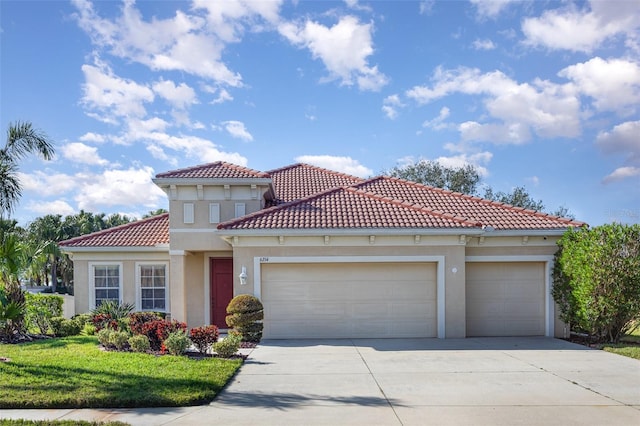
0;336;242;408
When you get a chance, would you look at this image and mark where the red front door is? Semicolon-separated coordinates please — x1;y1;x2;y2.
210;258;234;328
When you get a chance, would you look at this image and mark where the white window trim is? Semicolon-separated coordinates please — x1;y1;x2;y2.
135;261;169;312
209;203;220;224
89;262;123;310
184;202;194;224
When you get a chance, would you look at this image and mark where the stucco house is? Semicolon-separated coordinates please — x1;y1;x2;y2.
60;161;585;339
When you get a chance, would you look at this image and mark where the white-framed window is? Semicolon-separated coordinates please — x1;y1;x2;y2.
89;262;122;309
209;203;220;224
136;263;168;312
184;202;194;224
235;202;246;218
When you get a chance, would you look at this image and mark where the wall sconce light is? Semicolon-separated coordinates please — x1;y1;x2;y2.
239;266;248;285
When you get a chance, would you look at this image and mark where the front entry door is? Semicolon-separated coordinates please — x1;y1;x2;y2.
210;258;234;328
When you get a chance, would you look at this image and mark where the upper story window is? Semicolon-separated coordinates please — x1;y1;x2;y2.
209;203;220;224
183;202;194;224
235;203;246;218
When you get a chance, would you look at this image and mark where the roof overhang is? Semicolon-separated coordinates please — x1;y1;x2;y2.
60;245;170;254
152;177;273;187
217;227;486;239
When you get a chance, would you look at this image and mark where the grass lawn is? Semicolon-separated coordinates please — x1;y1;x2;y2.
0;336;242;408
602;327;640;360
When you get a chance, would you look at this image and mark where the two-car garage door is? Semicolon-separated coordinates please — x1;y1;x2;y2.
261;262;437;339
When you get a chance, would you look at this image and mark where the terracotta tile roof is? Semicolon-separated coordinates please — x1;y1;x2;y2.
155;161;269;179
353;176;586;230
218;186;481;230
59;213;169;248
266;163;364;205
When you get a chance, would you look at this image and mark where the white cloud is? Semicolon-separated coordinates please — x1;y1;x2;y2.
79;132;106;143
435;151;492;178
61;142;110;166
596;120;640;158
210;87;234;104
423;106;451;130
73;0;244;86
152;79;198;109
470;0;516;19
279;15;388;91
522;1;640;53
419;1;435;16
16;171;78;196
295;155;373;177
382;94;404;119
603;166;640;184
559;57;640;115
75;166;166;210
144;132;248;165
472;39;496;50
192;0;282;43
406;66;581;143
26;200;76;217
222;120;254;142
81;60;154;122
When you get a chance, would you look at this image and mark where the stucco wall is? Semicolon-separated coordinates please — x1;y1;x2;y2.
69;251;170;315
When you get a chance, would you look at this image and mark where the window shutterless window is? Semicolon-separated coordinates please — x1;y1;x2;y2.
138;264;167;311
91;264;121;308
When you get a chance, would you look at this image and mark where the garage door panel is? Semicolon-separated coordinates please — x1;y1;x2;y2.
466;262;545;337
262;262;436;339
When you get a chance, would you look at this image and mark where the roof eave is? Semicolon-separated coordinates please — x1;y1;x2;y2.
216;227;485;238
60;245;170;253
152;177;273;186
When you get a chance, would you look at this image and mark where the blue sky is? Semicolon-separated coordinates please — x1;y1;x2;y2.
2;0;639;227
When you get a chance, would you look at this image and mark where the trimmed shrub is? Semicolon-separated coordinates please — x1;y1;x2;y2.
108;330;130;350
97;328;112;347
190;325;219;354
138;319;187;352
213;333;241;358
82;323;97;336
225;294;264;342
72;313;93;328
164;331;191;356
50;317;81;337
91;313;117;332
24;293;63;335
129;334;151;353
129;311;163;335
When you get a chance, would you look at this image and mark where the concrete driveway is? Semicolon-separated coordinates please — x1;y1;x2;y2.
2;337;639;425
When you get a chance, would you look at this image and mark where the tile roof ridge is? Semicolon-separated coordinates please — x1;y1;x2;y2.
59;213;169;246
376;176;586;227
267;163;365;181
218;186;345;229
156;161;269;178
345;187;482;228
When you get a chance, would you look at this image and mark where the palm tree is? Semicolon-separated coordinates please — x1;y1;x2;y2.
0;121;55;217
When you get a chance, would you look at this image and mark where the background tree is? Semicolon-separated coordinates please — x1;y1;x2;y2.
387;160;481;195
387;160;573;217
552;223;640;343
0;121;55;217
143;208;168;218
483;186;544;212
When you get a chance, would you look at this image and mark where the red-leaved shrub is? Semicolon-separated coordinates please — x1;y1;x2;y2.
190;325;220;354
139;319;187;352
91;313;117;332
129;312;163;335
